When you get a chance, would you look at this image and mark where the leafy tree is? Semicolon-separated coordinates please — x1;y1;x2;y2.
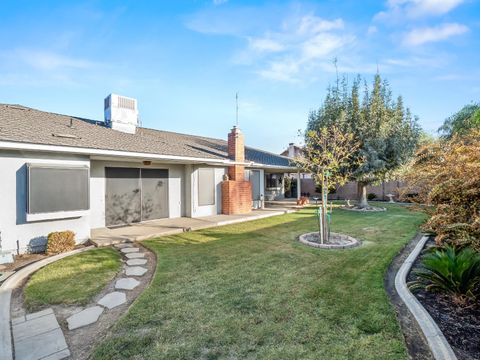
308;73;421;208
295;126;360;242
439;103;480;138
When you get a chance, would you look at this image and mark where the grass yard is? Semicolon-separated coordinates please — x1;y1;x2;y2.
24;248;121;311
93;204;425;360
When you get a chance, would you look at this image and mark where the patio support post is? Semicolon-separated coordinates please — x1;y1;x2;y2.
296;171;301;200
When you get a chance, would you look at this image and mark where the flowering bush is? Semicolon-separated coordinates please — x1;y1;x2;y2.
402;130;480;251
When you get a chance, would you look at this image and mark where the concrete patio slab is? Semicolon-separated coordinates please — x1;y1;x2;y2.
97;291;126;309
91;208;293;246
115;278;140;290
125;266;147;276
125;252;145;259
121;247;140;253
12;309;69;360
127;258;147;266
67;306;104;330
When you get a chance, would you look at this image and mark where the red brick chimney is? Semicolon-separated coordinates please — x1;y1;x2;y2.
227;126;245;180
222;126;252;215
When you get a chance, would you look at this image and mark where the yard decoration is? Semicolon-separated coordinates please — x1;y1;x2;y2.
307;72;421;209
295;125;360;243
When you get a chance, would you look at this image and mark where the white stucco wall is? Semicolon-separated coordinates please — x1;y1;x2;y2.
0;150;91;254
187;166;226;218
89;160;185;229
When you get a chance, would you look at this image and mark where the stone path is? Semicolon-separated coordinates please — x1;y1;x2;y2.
12;308;70;360
65;242;148;331
9;243;150;359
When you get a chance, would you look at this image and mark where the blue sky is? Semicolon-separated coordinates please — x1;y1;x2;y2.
1;0;479;153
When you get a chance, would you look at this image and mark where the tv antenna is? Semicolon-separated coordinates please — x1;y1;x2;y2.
235;92;239;126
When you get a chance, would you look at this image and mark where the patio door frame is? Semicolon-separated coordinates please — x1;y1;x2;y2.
105;167;169;227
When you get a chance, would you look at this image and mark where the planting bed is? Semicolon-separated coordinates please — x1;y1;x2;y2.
407;239;480;360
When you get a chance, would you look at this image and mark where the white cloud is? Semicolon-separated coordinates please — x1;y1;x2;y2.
2;49;95;71
246;15;352;82
403;23;468;46
376;0;465;21
296;16;344;34
213;0;228;5
248;37;285;53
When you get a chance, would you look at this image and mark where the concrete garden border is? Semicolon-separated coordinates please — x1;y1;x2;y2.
340;206;386;212
394;235;457;360
0;246;94;360
298;232;361;249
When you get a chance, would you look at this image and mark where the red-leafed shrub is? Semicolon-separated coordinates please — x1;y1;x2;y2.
403;130;480;251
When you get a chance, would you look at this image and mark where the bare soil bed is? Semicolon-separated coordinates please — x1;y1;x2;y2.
407;239;480;360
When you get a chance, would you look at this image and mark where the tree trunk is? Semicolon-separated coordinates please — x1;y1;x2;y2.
357;182;369;208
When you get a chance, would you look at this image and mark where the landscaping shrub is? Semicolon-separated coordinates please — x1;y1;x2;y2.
46;231;76;255
403;130;480;251
367;193;376;201
409;246;480;305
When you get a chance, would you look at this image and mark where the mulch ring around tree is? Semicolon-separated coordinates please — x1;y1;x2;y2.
407;239;480;360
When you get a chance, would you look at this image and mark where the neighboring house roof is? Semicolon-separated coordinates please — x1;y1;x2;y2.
0;104;292;168
280;145;303;157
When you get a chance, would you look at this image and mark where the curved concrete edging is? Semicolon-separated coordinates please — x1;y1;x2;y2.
0;246;95;360
394;235;457;360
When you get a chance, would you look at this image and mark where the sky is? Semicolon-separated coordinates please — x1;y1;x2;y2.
0;0;479;153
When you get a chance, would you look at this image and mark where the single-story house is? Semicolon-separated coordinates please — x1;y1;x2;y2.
0;94;298;257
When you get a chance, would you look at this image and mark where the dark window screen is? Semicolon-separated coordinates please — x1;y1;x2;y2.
28;165;89;214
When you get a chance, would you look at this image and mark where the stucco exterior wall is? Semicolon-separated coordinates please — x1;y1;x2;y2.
89;160;185;229
0;150;91;254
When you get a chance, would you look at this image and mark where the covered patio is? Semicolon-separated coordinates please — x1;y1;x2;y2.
91;208;295;246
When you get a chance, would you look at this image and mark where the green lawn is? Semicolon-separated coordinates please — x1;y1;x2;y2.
93;204;425;360
24;248;121;311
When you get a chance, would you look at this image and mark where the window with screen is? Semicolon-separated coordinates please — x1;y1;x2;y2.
198;168;215;206
27;165;89;214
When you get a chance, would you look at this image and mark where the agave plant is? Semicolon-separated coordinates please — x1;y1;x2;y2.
409;245;480;305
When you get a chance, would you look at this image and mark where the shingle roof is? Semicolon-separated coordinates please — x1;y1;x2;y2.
0;104;293;168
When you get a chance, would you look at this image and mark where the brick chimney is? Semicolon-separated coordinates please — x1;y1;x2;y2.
222;126;252;215
227;126;245;180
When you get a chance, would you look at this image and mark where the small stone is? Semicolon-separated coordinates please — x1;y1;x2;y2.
67;306;103;330
115;278;140;290
115;243;134;249
121;247;140;253
127;258;147;266
98;292;126;309
125;266;147;276
125;252;145;259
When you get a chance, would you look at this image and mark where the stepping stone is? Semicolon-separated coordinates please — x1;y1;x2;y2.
115;243;134;249
121;247;140;253
67;306;103;330
98;291;126;309
127;258;147;266
125;266;147;276
115;278;140;290
125;252;145;259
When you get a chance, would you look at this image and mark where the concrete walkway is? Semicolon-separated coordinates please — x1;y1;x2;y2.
12;308;70;360
91;208;294;246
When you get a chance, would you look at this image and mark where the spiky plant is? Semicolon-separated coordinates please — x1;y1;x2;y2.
409;245;480;305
